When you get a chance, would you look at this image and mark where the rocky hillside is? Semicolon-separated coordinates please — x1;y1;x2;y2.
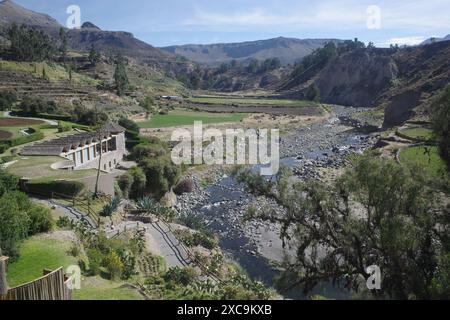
0;1;194;77
161;37;342;66
0;0;60;30
280;41;450;126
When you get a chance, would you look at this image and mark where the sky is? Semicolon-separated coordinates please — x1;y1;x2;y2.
14;0;450;47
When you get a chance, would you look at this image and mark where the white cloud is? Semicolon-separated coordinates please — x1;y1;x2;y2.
181;0;450;31
386;36;426;46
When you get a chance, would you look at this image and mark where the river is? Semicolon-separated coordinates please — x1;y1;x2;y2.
174;106;380;299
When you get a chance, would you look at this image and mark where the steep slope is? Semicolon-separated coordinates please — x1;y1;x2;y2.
0;0;192;75
161;37;342;66
279;41;450;126
0;0;173;62
0;0;61;30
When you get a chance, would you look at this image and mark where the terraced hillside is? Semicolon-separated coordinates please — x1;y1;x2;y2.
0;70;95;100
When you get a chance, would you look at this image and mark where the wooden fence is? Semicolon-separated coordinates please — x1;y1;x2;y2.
0;268;72;301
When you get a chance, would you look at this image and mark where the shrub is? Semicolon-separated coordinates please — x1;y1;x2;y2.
0;193;30;258
174;179;195;195
139;157;181;198
0;169;19;197
118;172;133;198
27;204;53;234
118;118;140;132
163;267;196;286
103;251;124;280
25;180;85;198
87;248;103;276
58;121;72;133
56;216;72;229
100;197;121;217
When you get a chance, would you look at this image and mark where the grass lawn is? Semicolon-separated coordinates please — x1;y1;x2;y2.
6;234;143;300
7;155;102;181
399;127;434;141
74;276;144;300
400;145;447;178
138;109;247;128
6;236;78;287
188;96;317;107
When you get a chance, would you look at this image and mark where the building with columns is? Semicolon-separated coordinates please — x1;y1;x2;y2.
21;123;126;172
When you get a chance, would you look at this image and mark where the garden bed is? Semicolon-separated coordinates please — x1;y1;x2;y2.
0;118;45;126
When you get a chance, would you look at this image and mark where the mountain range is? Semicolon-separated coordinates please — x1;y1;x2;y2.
161;37;343;66
421;35;450;45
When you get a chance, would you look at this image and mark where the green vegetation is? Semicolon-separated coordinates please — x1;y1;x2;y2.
114;55;129;96
0;172;54;259
6;236;77;287
17;97;108;126
0;90;17;111
0;60;98;86
306;83;321;102
399;127;434;141
431;85;450;169
236;155;449;299
25;180;86;198
143;266;272;300
174;229;218;250
73;276;144;300
7;23;55;62
138;109;246;129
400;145;447;179
188;96;317;107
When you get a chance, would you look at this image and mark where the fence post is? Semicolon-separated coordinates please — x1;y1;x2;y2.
0;256;9;296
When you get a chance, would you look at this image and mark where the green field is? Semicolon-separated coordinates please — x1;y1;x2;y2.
188;96;317;107
73;276;144;300
399;127;434;141
400;145;447;178
138;109;247;128
7;156;102;181
6;236;78;287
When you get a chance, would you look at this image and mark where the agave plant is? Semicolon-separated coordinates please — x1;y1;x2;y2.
135;196;157;214
101;197;121;217
135;196;175;221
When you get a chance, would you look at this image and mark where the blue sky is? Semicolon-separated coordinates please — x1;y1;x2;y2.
15;0;450;47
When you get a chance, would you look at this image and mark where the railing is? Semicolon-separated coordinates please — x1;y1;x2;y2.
28;189;105;229
0;268;72;301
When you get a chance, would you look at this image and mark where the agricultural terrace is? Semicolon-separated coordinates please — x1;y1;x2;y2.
188;96;319;107
138;109;247;129
400;145;447;178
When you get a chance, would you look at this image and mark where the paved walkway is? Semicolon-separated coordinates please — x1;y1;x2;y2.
106;220;191;268
33;198;97;228
34;197;191;268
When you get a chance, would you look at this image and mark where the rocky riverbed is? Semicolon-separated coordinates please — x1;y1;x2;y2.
174;106;380;297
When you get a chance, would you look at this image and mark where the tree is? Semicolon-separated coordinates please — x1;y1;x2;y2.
139;157;181;199
59;28;67;62
306;83;321;102
118;118;140;133
0;91;17;111
247;59;259;74
139;96;156;114
238;156;449;299
431;86;450;169
7;24;56;61
88;44;101;66
114;55;129;96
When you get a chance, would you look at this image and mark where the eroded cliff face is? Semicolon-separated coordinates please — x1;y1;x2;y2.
316;51;398;107
281;41;450;127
